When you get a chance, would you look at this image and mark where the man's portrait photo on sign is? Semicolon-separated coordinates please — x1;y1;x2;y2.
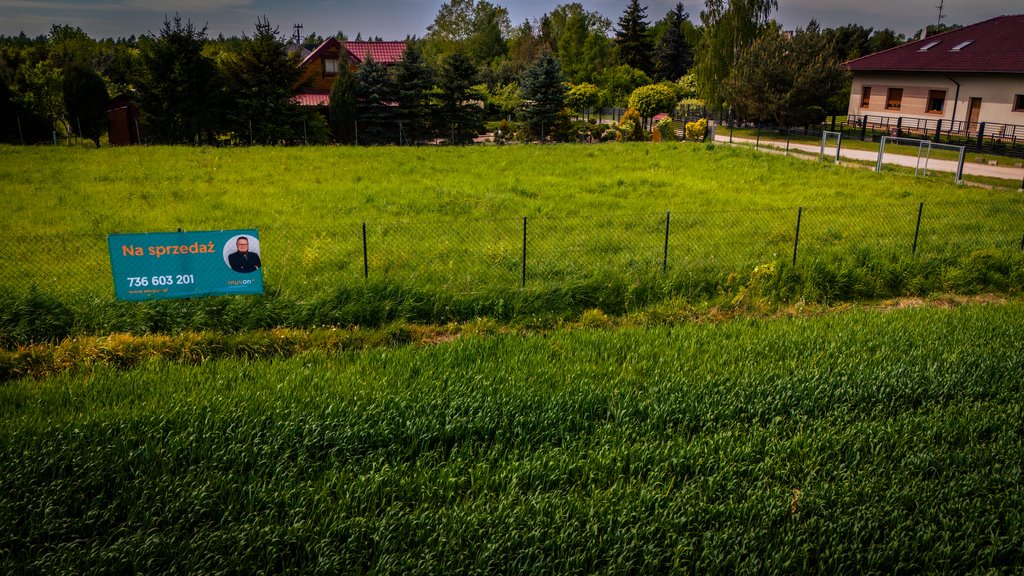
224;235;262;273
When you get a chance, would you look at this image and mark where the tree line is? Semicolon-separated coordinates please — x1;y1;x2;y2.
0;0;915;146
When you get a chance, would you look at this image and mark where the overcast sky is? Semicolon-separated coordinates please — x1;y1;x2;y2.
0;0;1019;41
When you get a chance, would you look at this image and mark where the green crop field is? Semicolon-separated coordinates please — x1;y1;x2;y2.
2;143;1023;343
2;302;1022;573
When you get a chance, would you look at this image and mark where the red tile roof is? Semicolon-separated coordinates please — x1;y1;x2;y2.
299;38;407;69
293;91;330;107
344;41;407;65
846;15;1024;74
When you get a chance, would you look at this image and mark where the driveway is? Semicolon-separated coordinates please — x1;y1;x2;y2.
712;132;1024;185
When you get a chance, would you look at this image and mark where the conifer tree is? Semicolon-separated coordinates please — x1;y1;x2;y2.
221;17;303;144
654;3;693;81
435;51;481;144
392;44;434;144
137;15;223;143
354;55;396;145
615;0;653;76
520;52;567;141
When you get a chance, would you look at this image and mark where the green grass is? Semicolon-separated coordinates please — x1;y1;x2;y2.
2;144;1023;343
1;302;1022;573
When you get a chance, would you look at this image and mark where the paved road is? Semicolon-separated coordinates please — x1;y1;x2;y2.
712;132;1024;185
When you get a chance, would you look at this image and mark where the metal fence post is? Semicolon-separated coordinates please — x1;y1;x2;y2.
792;207;803;266
755;124;761;149
785;128;791;155
362;222;369;279
521;216;527;288
663;211;671;274
912;202;924;255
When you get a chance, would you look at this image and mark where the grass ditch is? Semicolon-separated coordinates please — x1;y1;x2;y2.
1;292;1015;382
3;246;1023;348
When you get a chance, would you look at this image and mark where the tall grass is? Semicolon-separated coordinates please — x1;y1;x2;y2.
2;144;1022;343
1;303;1022;573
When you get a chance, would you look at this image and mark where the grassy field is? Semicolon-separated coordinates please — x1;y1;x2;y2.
2;301;1022;573
2;143;1023;343
3;143;1023;573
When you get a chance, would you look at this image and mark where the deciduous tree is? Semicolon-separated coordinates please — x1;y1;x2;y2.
723;22;847;127
694;0;778;111
62;61;108;146
628;83;676;126
565;82;600;119
328;59;357;143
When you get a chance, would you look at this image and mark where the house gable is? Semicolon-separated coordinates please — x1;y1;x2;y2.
294;38;408;106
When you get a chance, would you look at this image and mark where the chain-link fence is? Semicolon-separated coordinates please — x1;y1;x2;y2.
4;200;1023;302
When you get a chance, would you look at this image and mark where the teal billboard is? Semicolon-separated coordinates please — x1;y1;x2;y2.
108;229;264;301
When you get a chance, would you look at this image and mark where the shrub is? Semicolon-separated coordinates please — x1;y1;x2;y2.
684;118;707;141
618;108;646;142
655;117;676;142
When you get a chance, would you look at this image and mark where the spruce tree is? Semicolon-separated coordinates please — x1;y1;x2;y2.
615;0;653;76
435;51;481;144
354;55;396;145
137;15;223;143
654;3;693;81
392;44;434;144
520;52;567;141
222;17;303;144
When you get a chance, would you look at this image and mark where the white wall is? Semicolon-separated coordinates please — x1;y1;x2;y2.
848;72;1024;126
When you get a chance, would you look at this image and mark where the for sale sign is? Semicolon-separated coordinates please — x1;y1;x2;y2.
108;229;264;301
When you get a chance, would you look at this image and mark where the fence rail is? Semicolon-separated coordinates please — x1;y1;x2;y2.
3;200;1022;300
726;114;1024;159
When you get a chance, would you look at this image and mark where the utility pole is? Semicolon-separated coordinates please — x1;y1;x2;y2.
935;0;946;28
292;23;304;45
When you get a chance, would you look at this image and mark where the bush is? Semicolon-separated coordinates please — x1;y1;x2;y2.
617;108;647;142
684;118;707;141
655;117;676;142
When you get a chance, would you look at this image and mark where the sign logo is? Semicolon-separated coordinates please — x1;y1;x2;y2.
108;229;264;301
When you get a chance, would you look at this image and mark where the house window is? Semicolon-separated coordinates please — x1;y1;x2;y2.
860;86;871;108
886;88;903;110
323;58;340;76
1015;94;1024;112
926;90;946;113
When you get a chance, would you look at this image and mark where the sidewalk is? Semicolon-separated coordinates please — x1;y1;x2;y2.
712;133;1024;184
